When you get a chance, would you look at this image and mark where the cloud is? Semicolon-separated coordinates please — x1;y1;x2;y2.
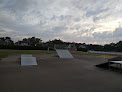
93;26;122;38
92;26;122;44
0;0;122;44
86;8;110;17
113;26;122;37
92;31;112;38
0;30;5;32
52;26;67;32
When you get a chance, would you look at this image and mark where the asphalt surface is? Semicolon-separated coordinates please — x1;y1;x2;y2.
0;53;122;92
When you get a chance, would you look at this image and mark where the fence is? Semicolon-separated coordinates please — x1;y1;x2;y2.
88;50;122;55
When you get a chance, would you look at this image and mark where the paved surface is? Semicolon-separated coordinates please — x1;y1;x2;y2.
0;53;122;92
21;54;33;57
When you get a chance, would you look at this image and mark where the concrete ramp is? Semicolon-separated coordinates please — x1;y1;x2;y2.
56;49;74;58
21;54;37;66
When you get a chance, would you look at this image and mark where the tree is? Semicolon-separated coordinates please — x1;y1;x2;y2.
116;41;122;52
0;37;14;45
5;37;14;45
23;38;28;42
27;37;42;46
0;37;5;41
47;39;64;44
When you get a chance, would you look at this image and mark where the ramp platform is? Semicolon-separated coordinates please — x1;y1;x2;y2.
96;57;122;71
21;54;37;66
56;49;74;58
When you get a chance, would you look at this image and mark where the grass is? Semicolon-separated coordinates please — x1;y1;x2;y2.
71;51;122;59
0;49;55;60
0;49;122;60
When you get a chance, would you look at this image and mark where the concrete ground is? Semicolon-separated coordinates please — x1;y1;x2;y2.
0;53;122;92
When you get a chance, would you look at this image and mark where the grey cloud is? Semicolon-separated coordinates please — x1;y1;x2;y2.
0;0;122;44
92;26;122;39
1;0;32;13
51;15;57;20
93;31;112;38
52;26;67;32
74;27;95;37
74;17;80;22
113;26;122;37
60;15;72;20
86;8;109;17
51;15;72;21
0;29;6;32
1;0;53;12
93;16;100;22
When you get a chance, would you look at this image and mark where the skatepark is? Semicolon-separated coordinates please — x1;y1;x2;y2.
1;51;122;92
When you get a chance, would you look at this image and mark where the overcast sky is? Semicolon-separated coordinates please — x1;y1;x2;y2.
0;0;122;44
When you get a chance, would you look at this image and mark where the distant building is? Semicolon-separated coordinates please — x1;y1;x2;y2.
53;44;77;51
15;41;29;46
54;44;68;50
67;44;77;51
79;45;86;49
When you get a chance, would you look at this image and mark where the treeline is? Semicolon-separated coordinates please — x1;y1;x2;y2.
0;37;122;52
0;37;47;50
87;41;122;52
0;45;47;50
